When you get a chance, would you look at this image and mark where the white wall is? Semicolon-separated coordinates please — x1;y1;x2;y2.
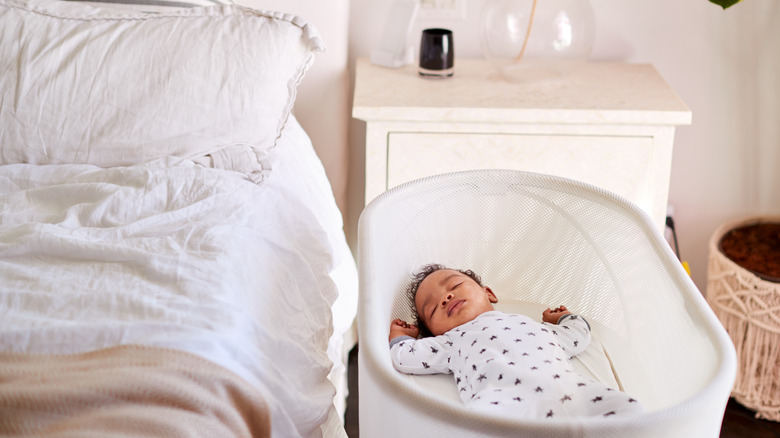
345;0;780;292
236;0;352;216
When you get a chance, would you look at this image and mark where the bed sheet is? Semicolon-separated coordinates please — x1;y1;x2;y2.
0;118;358;438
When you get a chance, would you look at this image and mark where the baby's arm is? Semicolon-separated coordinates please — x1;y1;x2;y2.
389;319;452;375
389;318;419;342
542;306;592;359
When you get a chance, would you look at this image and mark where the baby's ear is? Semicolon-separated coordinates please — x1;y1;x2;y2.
485;287;498;303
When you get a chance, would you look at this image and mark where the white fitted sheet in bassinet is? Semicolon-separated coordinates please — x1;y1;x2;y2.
357;170;737;438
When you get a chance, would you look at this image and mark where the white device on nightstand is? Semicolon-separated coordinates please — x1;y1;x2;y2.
370;0;418;68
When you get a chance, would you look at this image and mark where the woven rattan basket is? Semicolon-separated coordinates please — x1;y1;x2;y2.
707;216;780;421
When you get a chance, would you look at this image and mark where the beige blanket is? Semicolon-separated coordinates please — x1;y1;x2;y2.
0;345;270;437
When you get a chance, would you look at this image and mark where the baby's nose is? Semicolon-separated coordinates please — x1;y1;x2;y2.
441;293;454;307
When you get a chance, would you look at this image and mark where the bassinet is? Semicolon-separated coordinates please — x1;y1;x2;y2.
357;170;736;438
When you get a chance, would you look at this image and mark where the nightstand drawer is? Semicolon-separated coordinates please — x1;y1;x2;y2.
388;132;654;211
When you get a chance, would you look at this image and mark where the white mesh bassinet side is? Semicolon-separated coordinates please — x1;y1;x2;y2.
358;170;736;438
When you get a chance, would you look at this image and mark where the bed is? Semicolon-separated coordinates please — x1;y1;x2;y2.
0;1;357;437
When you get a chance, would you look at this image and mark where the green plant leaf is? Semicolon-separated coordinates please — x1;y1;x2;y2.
709;0;742;9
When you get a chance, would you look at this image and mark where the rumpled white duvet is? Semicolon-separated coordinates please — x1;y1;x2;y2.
0;128;356;437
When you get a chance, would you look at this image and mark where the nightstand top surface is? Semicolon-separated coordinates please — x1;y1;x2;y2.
352;57;691;125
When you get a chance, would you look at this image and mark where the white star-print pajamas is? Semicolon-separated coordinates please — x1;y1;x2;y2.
390;310;643;419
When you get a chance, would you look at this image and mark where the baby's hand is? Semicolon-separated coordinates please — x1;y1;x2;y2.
389;319;419;342
543;305;571;324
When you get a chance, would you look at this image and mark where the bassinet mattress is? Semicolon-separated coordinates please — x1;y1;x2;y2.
0;119;358;438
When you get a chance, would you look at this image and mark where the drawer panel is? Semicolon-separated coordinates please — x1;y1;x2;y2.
387;132;654;211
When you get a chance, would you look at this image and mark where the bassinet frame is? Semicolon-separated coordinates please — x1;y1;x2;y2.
358;170;736;438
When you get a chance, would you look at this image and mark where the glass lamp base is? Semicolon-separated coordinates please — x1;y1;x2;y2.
480;0;595;83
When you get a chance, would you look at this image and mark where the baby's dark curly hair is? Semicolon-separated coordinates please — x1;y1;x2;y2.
405;263;484;338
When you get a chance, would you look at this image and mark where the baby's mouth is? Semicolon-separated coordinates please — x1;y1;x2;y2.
447;299;465;316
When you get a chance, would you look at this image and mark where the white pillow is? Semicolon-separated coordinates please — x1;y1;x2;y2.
60;0;234;14
0;0;324;179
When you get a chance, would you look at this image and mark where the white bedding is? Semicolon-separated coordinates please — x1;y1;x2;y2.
0;119;358;438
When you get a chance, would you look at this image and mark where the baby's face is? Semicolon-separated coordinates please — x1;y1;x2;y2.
415;269;498;336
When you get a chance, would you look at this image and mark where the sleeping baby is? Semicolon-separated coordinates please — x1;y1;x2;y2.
389;264;644;419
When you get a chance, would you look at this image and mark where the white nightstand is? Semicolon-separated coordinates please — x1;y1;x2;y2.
352;57;691;230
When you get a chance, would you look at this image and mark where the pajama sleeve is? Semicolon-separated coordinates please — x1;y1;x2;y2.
545;313;591;359
389;335;452;375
